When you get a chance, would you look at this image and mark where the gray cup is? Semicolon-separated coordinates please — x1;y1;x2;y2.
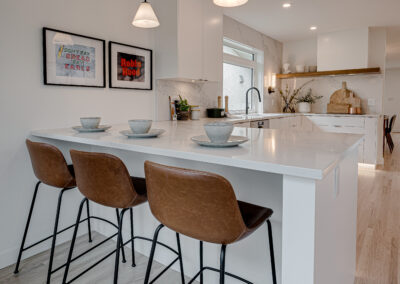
204;122;234;143
128;120;152;134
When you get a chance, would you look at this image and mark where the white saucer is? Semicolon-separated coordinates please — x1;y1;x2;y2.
191;135;248;147
120;129;165;138
72;125;111;133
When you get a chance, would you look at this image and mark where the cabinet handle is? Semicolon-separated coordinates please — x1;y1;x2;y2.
333;125;341;128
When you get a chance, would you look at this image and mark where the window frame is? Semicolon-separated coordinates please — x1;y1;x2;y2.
223;38;262;114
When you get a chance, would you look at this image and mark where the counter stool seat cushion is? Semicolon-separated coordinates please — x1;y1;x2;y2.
237;200;273;240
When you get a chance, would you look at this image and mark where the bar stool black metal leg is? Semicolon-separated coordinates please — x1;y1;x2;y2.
199;241;204;284
114;208;128;284
220;245;227;284
176;233;185;284
144;224;165;284
62;198;87;284
86;201;92;243
267;220;277;284
115;209;126;263
47;188;72;284
14;181;41;274
129;208;136;267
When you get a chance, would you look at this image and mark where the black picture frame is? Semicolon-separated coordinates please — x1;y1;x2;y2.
109;41;153;90
43;27;106;88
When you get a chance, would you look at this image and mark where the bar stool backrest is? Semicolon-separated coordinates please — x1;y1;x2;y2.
389;115;397;132
70;150;138;208
26;139;75;188
144;161;247;245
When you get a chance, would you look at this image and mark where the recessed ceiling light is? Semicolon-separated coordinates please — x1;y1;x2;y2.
282;3;291;8
310;26;317;31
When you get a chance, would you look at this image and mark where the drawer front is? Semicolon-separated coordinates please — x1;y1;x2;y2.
314;125;365;134
306;116;365;128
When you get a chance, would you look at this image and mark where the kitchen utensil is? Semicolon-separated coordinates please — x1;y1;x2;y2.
204;122;234;143
128;120;152;134
327;82;361;114
218;96;222;108
72;125;111;133
191;135;248;148
206;108;225;118
225;96;229;113
309;66;317;72
80;117;101;129
120;129;165;138
191;109;200;120
296;65;305;73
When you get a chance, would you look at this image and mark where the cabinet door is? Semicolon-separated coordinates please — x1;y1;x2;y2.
177;0;203;79
302;116;314;131
202;0;223;82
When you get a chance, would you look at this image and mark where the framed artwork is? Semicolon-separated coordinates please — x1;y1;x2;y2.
43;27;105;88
109;41;152;90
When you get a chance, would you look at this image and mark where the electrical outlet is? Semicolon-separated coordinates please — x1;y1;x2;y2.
368;99;376;106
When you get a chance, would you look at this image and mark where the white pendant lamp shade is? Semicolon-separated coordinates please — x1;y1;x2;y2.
132;1;160;28
213;0;248;7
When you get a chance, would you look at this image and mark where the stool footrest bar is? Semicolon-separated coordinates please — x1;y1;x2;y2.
188;266;252;284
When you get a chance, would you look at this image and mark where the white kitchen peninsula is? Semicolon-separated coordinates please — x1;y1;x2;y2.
31;121;363;284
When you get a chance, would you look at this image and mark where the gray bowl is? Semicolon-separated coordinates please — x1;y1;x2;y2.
80;117;101;129
204;122;234;143
128;120;152;134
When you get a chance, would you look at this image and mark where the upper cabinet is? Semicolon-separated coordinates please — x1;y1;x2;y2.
153;0;223;82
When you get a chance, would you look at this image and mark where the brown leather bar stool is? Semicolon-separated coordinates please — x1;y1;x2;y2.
14;140;92;284
64;150;185;284
144;161;277;284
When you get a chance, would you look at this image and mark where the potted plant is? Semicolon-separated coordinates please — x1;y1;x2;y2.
176;95;190;120
296;89;322;113
279;80;313;113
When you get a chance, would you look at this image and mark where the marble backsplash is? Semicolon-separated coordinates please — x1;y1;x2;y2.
156;79;222;120
280;74;384;114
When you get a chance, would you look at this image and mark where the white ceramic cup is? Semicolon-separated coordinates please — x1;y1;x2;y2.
128;120;152;134
80;117;101;129
204;122;234;143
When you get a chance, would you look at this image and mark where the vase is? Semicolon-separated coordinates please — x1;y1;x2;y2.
298;102;311;113
283;103;295;113
177;111;190;120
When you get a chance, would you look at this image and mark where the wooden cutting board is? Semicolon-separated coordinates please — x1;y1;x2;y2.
327;82;361;114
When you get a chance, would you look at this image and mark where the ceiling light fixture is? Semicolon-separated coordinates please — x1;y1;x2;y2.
310;26;317;31
132;0;160;28
213;0;248;8
282;3;291;8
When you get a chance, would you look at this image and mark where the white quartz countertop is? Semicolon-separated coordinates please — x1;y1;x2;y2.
31;121;363;180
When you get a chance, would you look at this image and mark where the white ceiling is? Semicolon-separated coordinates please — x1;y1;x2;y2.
222;0;400;43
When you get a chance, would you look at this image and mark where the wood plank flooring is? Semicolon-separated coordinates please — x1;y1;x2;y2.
0;134;399;283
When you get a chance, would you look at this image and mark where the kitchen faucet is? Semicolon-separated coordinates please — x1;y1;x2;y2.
245;87;262;115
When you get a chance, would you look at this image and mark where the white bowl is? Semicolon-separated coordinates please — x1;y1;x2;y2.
128;120;152;134
80;117;101;129
204;122;234;143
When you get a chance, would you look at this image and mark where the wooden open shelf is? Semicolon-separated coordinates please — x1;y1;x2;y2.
276;67;381;79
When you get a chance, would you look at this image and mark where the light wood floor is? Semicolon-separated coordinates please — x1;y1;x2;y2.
1;134;399;284
0;231;192;284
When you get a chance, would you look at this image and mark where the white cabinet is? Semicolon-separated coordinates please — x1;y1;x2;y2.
154;0;223;82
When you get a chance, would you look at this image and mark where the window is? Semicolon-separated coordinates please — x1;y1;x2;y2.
223;38;263;113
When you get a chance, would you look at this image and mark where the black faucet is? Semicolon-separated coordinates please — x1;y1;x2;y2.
245;87;262;115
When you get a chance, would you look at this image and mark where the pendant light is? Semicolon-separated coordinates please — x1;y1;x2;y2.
213;0;248;7
132;0;160;28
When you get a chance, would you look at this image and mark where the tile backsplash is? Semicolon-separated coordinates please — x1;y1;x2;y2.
156;79;222;120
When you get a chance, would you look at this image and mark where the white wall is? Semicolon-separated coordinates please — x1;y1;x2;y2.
223;16;283;113
282;38;317;72
384;68;400;132
0;0;157;269
317;28;370;71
